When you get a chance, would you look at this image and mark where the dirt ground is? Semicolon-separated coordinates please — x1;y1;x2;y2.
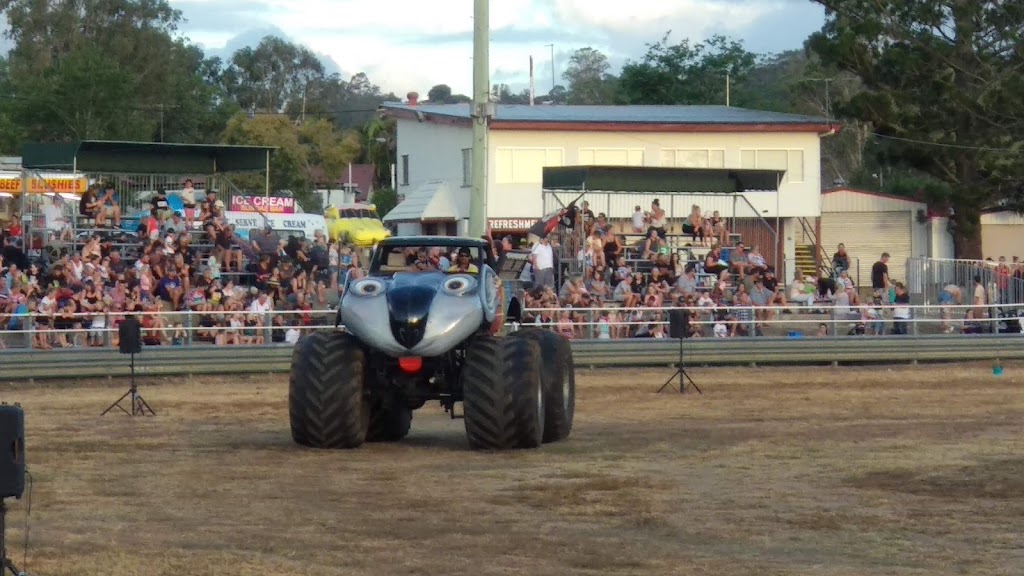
1;362;1023;576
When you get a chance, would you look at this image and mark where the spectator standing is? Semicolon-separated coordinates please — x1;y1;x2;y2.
871;253;891;303
530;237;555;289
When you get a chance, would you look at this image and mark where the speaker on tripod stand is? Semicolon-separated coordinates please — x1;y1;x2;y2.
0;403;25;576
101;315;155;417
657;309;702;394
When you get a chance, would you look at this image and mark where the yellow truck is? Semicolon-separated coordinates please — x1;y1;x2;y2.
324;202;391;246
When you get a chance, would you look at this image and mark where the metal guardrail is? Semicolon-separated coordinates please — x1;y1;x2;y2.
2;334;1022;381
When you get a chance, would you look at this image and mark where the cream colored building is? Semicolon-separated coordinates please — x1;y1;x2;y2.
381;99;837;235
819;188;955;286
981;211;1024;260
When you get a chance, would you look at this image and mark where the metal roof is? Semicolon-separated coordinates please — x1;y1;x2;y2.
382;180;461;222
380;102;830;125
20;140;276;175
542;166;786;193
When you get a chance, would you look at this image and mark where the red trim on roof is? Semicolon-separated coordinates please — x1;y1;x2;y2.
490;122;840;134
822;187;925;204
383;107;842;134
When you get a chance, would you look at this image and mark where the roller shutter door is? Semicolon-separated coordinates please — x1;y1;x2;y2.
820;211;912;286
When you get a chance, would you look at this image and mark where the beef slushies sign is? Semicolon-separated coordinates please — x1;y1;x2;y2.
230;195;296;214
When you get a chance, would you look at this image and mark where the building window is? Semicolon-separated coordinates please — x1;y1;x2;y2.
401;155;409;186
578;148;644;166
660;149;725;168
737;149;804;184
462;148;472;187
494;147;564;184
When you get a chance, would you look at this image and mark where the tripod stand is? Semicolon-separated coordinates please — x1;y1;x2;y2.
0;499;22;576
657;334;702;395
101;351;155;416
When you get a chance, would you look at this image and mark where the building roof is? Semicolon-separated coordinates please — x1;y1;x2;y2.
311;164;376;202
20;140;276;175
381;103;838;134
382;180;460;222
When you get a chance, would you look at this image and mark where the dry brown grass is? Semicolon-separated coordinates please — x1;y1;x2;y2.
2;361;1023;576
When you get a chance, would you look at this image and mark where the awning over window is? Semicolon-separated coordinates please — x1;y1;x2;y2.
542;166;786;193
383;181;462;222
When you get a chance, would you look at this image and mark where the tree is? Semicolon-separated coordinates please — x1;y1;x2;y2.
0;0;229;144
222;36;326;114
8;45;151;141
562;48;617;104
617;34;758;106
491;84;531;104
371;187;398;217
427;84;471;104
360;115;396;189
220;113;362;210
807;0;1024;258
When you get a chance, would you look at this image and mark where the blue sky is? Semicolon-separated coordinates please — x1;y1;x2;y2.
4;0;828;97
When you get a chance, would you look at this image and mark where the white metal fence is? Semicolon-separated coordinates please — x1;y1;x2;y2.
3;302;1021;350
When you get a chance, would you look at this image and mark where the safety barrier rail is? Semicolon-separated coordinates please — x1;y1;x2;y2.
1;334;1022;381
2;302;1021;349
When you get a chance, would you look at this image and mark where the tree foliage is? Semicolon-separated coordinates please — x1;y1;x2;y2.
807;0;1024;258
618;34;759;106
562;48;618;104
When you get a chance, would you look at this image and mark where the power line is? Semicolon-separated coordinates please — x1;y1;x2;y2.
0;93;383;117
871;132;1021;153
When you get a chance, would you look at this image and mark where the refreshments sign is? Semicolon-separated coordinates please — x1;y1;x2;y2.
0;176;88;194
230;195;296;214
488;218;536;231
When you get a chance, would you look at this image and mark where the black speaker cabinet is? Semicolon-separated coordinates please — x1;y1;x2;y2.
0;404;25;500
668;309;689;339
119;315;142;355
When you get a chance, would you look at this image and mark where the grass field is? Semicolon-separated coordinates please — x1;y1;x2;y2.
2;362;1023;576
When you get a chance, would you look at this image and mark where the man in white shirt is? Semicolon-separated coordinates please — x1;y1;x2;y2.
42;194;71;241
530;237;555;289
249;291;274;314
631;206;646;233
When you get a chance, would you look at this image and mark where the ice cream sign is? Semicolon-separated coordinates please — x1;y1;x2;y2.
230;195;296;214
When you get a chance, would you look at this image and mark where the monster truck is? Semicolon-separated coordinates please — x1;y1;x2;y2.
288;236;575;451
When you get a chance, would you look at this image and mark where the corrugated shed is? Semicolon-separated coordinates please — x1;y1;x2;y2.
821;188;926;213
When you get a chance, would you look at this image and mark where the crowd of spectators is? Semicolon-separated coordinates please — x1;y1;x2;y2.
512;201;1024;339
0;186;365;350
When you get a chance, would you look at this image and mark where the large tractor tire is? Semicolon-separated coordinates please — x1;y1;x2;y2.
461;335;545;450
289;331;370;449
366;405;413;442
509;328;575;443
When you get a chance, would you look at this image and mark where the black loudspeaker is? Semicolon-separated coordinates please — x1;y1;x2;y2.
119;315;142;355
0;404;25;500
668;309;689;339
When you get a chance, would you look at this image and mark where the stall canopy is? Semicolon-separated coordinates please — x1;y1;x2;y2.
542;165;785;193
20;140;277;175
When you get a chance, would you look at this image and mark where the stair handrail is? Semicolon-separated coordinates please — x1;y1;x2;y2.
733;193;780;271
798;216;832;276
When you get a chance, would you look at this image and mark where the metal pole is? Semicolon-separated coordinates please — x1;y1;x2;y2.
469;0;490;238
548;44;556;91
265;150;270;197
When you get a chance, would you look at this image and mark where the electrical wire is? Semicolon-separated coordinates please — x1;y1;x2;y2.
869;132;1021;153
0;93;384;117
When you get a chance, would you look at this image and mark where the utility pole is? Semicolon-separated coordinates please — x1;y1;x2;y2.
725;73;730;107
469;0;492;238
546;43;555;91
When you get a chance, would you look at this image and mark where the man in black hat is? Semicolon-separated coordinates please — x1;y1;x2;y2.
448;247;478;274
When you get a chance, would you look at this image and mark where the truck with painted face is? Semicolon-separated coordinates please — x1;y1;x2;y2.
287;235;575;451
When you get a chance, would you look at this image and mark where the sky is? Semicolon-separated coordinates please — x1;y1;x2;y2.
3;0;828;97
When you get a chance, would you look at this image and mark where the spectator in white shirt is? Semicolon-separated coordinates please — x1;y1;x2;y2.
530;237;555;289
42;194;72;241
249;291;273;314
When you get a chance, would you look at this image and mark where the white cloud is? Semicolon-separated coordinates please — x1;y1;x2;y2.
167;0;818;97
